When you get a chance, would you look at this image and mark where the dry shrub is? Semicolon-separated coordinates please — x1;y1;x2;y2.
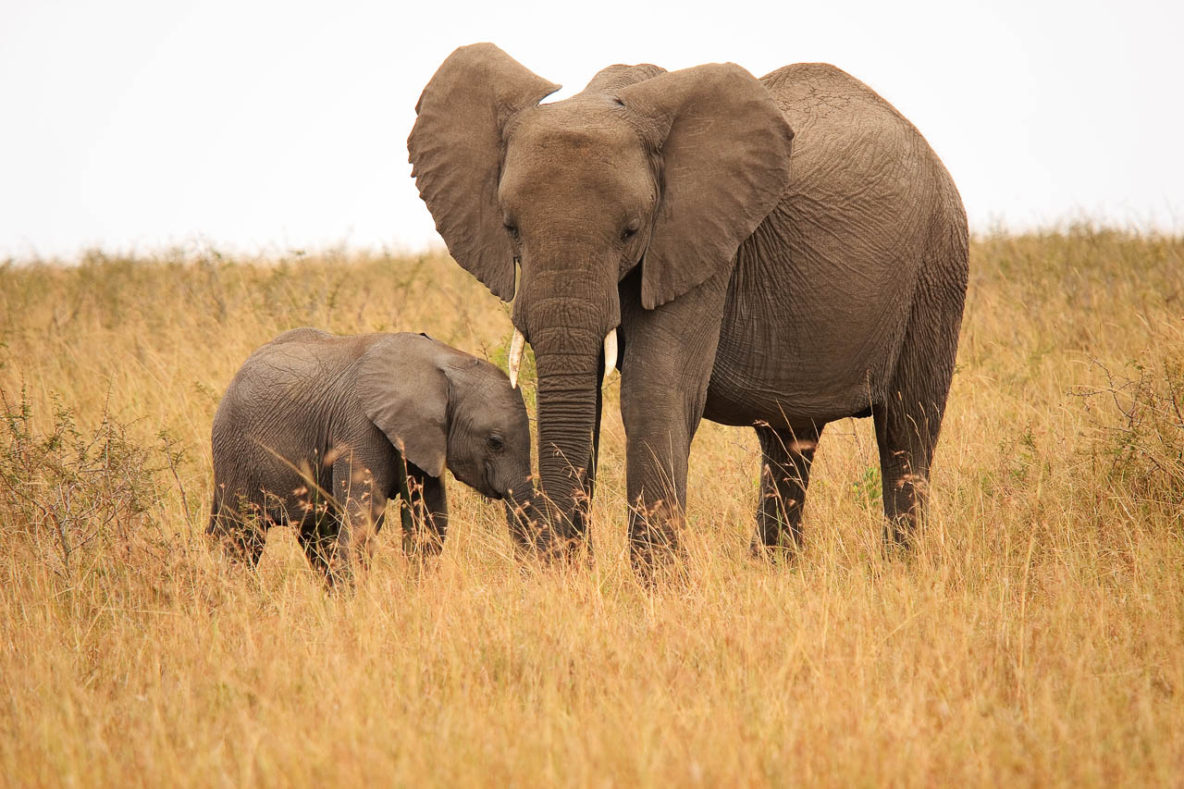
1077;358;1184;523
0;389;161;576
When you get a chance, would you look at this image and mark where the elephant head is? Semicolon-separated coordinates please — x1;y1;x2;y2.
408;44;793;543
357;334;547;554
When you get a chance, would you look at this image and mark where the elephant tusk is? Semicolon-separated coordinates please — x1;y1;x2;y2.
508;328;526;389
603;329;618;387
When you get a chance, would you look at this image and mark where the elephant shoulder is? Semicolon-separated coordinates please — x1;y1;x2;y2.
763;62;943;184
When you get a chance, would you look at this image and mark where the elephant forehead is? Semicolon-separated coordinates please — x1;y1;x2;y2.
457;385;528;435
453;365;524;410
503;105;649;184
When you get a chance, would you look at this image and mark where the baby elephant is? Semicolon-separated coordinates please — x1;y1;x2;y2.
208;328;546;579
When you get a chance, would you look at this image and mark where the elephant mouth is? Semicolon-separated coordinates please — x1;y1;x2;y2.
480;462;506;501
507;324;620;390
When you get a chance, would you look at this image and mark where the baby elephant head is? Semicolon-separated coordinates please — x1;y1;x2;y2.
356;333;549;555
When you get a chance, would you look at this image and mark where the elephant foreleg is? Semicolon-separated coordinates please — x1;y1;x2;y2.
618;269;729;576
622;422;691;575
752;421;822;557
402;463;448;558
330;453;386;581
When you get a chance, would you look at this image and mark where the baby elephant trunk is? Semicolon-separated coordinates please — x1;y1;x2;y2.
503;482;555;560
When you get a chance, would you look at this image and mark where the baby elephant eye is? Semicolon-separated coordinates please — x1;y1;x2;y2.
487;435;506;453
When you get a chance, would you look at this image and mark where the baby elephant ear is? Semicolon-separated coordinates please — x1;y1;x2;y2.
355;335;448;478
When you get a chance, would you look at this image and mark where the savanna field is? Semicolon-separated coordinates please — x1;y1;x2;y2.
1;229;1182;785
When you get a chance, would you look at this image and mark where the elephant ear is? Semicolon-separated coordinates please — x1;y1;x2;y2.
355;335;449;478
617;64;794;309
408;43;561;301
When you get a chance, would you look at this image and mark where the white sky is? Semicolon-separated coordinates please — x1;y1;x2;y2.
1;0;1181;260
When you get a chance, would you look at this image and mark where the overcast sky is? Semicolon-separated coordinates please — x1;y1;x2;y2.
1;0;1181;260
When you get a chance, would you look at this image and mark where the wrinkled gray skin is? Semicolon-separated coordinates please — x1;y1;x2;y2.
208;328;546;578
408;44;968;570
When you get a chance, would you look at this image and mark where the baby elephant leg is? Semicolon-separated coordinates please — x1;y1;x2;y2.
330;454;387;581
287;471;342;578
207;495;269;568
296;511;339;580
401;464;448;558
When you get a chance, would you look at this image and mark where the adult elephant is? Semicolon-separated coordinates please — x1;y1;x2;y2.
408;44;968;569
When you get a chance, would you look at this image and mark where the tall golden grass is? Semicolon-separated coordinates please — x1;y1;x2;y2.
1;229;1182;785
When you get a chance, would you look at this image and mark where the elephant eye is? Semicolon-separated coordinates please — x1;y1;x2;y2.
487;434;506;453
621;220;640;242
504;221;520;241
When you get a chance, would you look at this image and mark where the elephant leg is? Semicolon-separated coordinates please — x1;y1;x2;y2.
622;413;691;574
330;453;387;581
619;269;730;576
402;463;448;558
873;396;938;550
873;360;952;551
207;499;268;568
296;512;339;579
288;468;341;578
873;248;962;551
752;421;823;557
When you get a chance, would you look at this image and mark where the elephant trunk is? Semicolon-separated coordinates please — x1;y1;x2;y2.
530;328;603;551
513;248;620;556
502;478;553;558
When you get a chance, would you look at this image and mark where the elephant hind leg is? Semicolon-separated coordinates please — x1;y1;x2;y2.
751;422;822;557
875;189;967;550
873;299;957;550
207;502;269;568
874;230;965;551
873;395;941;550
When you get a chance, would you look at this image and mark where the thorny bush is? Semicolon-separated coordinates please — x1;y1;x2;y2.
0;388;162;579
1076;358;1184;522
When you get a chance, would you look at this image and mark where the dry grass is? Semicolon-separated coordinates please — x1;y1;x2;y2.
1;228;1182;785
